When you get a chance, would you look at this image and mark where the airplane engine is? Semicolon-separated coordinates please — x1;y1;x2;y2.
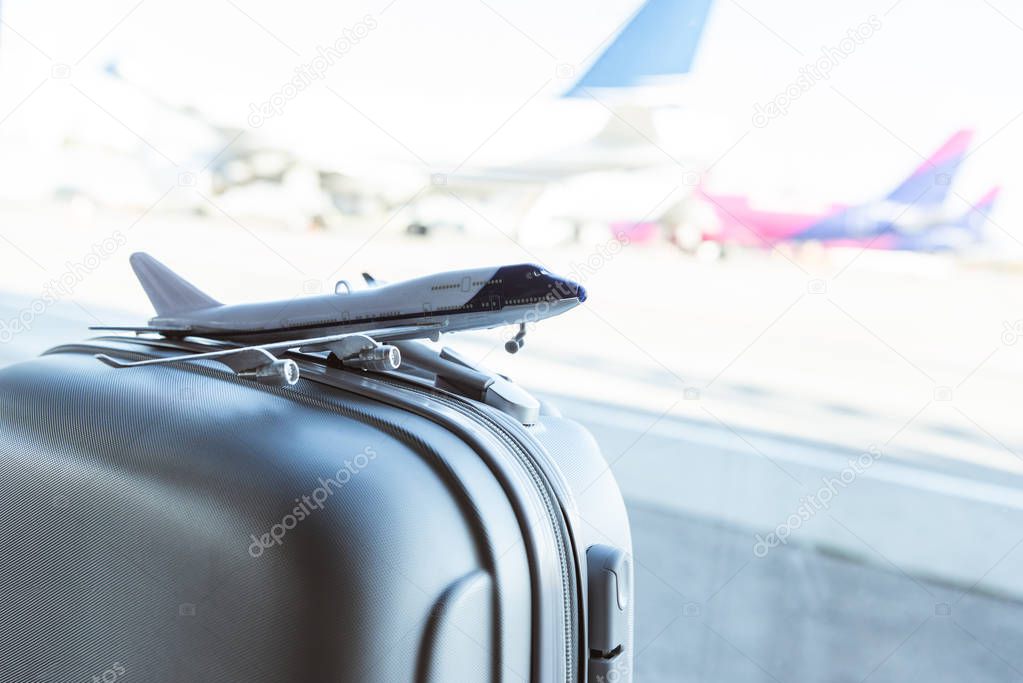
346;345;401;371
240;359;301;386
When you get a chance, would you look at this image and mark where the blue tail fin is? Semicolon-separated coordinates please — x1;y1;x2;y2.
885;129;973;206
959;187;1000;234
565;0;713;95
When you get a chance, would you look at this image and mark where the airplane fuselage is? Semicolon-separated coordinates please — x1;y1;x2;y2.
700;194;980;250
694;129;989;253
150;263;586;343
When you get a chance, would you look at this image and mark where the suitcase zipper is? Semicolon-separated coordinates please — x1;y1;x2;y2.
361;373;581;683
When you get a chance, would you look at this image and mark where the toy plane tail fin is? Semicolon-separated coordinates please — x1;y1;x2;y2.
130;252;221;317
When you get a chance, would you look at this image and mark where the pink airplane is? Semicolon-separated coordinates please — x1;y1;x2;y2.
695;129;999;253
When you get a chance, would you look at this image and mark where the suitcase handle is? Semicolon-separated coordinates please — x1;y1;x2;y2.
395;342;540;425
588;544;632;682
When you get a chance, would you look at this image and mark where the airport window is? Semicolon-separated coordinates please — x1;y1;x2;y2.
8;7;1015;683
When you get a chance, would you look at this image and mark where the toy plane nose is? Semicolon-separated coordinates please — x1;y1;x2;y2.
558;278;585;302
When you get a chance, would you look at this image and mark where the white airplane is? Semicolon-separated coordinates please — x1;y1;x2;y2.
15;0;713;236
93;253;586;385
369;0;716;240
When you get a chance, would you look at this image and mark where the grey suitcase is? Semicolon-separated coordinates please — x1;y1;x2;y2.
0;334;633;682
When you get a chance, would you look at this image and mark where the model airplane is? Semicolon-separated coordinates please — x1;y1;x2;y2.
92;253;587;386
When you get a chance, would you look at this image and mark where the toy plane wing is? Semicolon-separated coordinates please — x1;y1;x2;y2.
94;324;442;386
89;324;190;334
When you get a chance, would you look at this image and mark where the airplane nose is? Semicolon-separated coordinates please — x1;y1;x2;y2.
549;274;586;302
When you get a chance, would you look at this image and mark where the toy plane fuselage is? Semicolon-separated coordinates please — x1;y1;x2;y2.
142;263;586;342
92;254;587;385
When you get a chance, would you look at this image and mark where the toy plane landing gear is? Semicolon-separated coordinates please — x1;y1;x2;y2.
505;324;527;354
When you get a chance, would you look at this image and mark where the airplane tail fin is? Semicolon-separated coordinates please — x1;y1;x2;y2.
959;186;1000;234
129;252;221;317
885;128;973;206
565;0;713;95
589;105;661;147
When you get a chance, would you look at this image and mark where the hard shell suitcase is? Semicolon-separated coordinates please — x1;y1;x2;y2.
0;334;633;682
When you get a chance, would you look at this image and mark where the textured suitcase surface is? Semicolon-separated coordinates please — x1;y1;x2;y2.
0;336;632;682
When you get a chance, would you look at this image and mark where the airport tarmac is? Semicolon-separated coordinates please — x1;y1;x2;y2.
1;210;1022;681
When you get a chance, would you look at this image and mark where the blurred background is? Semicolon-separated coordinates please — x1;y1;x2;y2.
2;0;1023;680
